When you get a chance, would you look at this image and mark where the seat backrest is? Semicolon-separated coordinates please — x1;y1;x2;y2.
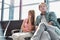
57;18;60;24
1;20;23;36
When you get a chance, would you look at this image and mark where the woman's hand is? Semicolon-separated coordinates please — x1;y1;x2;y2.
48;22;52;25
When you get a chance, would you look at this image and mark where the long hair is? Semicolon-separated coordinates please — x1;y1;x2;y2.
28;10;35;26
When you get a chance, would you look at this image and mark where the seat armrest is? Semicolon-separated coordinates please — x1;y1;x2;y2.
11;29;20;34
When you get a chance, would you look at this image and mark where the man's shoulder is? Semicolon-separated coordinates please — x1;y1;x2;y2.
49;12;54;13
37;15;41;19
48;12;55;16
49;12;55;15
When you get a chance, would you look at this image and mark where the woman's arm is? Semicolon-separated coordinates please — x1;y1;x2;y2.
21;20;25;32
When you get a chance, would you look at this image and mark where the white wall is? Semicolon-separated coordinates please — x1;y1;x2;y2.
49;1;60;18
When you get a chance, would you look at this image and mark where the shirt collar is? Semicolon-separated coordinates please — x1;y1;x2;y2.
40;12;48;15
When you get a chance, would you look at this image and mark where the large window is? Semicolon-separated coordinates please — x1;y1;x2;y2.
14;7;19;20
3;0;10;21
3;9;9;21
13;0;20;20
1;0;44;21
49;1;60;18
3;0;20;21
0;10;1;21
0;0;2;21
21;0;44;20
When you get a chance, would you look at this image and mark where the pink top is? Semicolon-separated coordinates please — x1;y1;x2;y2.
23;18;33;32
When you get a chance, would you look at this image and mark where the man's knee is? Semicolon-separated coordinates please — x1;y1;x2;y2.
39;23;46;28
41;31;51;40
43;31;49;35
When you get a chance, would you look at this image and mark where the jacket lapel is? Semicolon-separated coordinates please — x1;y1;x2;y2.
40;12;49;22
45;12;49;22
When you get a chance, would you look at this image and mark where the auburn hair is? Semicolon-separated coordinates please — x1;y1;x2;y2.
28;10;35;26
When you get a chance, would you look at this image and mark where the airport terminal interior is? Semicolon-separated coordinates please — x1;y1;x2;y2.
0;0;60;40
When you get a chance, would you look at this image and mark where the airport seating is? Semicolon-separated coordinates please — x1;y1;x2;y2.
0;18;60;40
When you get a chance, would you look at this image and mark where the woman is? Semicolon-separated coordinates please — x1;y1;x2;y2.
12;10;35;40
21;10;35;32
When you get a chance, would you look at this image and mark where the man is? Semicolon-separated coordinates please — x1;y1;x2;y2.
31;3;60;40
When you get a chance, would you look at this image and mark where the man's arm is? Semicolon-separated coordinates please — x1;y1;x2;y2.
35;15;40;30
35;15;41;26
49;12;60;28
49;12;57;25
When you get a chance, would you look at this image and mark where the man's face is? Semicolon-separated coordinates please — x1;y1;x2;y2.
39;4;47;12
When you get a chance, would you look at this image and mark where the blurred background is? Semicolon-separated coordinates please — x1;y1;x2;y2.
0;0;60;21
0;0;60;40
